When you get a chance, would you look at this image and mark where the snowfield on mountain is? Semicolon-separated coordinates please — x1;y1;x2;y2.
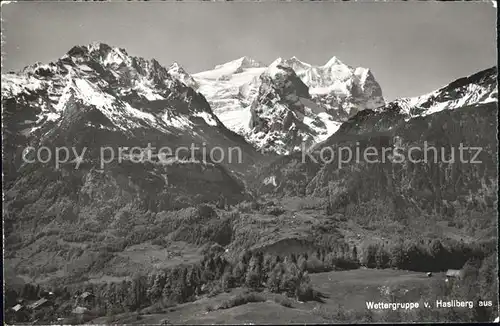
192;55;385;154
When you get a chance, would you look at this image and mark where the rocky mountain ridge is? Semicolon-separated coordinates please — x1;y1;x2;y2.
2;43;264;214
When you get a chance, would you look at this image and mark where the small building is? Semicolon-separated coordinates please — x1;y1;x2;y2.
426;272;433;277
12;304;24;312
446;269;463;279
28;298;52;310
72;306;89;315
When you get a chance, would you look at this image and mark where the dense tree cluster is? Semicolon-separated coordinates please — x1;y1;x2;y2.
381;252;498;323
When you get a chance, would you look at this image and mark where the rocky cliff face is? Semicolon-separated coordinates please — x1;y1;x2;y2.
247;62;341;154
167;62;199;89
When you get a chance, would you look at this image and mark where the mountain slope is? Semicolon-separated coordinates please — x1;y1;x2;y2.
192;57;267;135
254;68;498;229
392;66;497;118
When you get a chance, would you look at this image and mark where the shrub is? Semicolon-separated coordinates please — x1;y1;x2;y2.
151;237;169;247
296;280;315;301
274;296;293;308
266;206;285;216
197;204;216;220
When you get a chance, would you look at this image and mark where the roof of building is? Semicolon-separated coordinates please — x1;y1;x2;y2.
12;304;24;312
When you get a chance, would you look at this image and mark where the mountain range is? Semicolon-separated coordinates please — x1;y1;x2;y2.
171;54;496;155
191;55;385;154
3;42;497;211
2;43;263;213
254;66;497;232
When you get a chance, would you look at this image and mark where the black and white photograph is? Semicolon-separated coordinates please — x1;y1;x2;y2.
1;1;498;324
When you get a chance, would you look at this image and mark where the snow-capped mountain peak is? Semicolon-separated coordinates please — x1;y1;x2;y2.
214;56;264;71
2;45;265;236
248;64;342;154
269;57;283;65
283;56;311;71
195;56;265;81
266;58;293;78
168;62;181;70
64;42;131;68
390;66;497;118
269;55;385;117
323;55;343;67
167;62;199;88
